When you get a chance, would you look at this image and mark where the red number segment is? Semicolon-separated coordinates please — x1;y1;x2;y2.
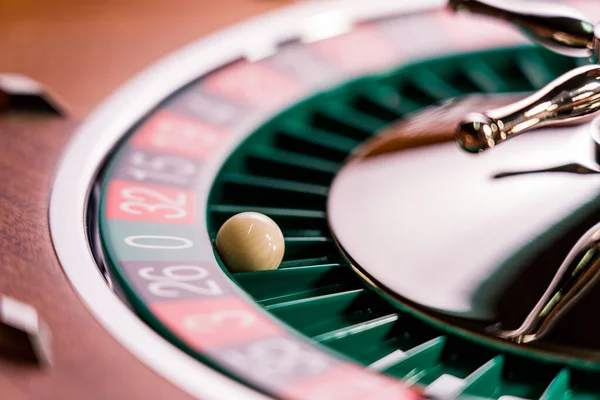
201;60;305;109
106;179;196;224
131;111;228;159
151;297;282;349
309;25;400;74
282;363;420;400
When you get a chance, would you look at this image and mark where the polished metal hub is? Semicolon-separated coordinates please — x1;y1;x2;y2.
330;0;600;349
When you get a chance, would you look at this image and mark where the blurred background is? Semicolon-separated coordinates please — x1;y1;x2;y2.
0;0;291;117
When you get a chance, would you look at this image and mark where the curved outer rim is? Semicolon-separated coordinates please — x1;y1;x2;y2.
49;0;444;399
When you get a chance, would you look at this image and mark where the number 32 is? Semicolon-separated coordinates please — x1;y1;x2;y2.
120;187;187;219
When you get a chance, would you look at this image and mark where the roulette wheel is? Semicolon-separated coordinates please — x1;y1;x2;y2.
3;0;600;398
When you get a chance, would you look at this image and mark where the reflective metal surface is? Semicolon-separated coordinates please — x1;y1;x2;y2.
446;0;600;345
328;102;600;327
330;73;600;352
490;221;600;344
449;0;596;58
456;64;600;153
493;162;600;178
353;94;525;159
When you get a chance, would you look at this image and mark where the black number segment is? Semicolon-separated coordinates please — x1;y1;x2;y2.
114;148;200;189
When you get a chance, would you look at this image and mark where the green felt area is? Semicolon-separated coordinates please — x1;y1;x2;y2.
207;46;600;399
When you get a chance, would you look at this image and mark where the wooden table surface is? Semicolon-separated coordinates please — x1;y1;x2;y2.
0;0;289;118
0;1;289;398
